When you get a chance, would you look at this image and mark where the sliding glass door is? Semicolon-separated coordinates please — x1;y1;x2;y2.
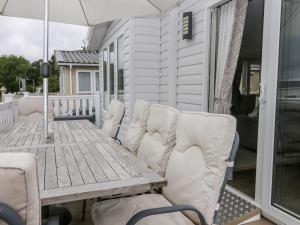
261;0;300;224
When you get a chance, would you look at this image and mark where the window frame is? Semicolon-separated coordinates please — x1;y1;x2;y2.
117;35;125;100
76;69;93;94
108;42;115;99
94;71;100;92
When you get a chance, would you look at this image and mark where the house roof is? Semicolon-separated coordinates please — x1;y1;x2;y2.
54;50;99;65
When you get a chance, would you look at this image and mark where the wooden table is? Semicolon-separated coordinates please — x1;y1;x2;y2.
0;120;166;206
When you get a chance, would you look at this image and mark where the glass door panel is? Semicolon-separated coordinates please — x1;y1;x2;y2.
272;0;300;218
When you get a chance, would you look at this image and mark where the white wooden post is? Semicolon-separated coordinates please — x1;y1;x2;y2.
95;91;101;128
0;87;6;102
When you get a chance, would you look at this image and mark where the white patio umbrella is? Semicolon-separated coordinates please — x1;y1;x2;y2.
0;0;177;138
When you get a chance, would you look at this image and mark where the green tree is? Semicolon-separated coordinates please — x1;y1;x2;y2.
26;59;43;92
0;54;60;93
0;55;30;92
48;55;59;93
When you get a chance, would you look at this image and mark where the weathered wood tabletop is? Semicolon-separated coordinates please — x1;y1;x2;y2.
0;120;166;206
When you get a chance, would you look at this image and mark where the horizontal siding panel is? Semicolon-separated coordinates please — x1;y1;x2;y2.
135;52;159;61
136;69;158;77
177;94;202;105
135;26;160;36
177;84;203;95
160;58;169;69
136;77;158;85
135;35;160;44
177;53;203;67
177;32;204;49
160;93;168;101
135;18;160;27
135;93;159;102
160;76;168;84
178;64;203;76
161;32;169;43
136;85;158;93
160;51;169;60
160;68;168;77
177;42;203;58
135;60;159;69
160;43;169;52
177;102;203;111
177;74;203;85
135;43;159;53
160;85;168;93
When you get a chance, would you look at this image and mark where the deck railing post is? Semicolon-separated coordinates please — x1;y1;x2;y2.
0;87;6;102
95;91;101;128
4;93;16;102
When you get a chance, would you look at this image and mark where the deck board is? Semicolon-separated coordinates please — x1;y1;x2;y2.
0;120;166;206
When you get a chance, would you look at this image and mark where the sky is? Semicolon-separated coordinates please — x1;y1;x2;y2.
0;16;88;62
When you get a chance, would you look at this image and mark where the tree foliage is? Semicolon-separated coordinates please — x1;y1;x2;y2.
0;55;30;92
0;54;59;93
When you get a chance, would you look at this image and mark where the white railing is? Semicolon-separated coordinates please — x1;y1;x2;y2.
50;95;96;118
0;100;17;127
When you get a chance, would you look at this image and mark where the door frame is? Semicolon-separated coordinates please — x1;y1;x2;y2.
259;0;300;223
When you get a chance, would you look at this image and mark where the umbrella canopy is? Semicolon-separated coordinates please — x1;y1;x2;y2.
0;0;177;26
0;0;178;138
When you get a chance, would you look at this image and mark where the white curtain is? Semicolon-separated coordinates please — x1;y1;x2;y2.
214;0;248;114
214;1;235;104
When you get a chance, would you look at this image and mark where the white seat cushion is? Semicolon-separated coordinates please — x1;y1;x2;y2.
137;104;179;176
163;112;237;225
102;100;125;138
0;153;41;225
123;100;150;154
92;194;194;225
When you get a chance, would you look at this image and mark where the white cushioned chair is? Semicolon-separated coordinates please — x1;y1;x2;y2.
92;112;238;225
0;153;70;225
123;100;150;155
0;153;41;225
137;104;179;176
102;100;125;139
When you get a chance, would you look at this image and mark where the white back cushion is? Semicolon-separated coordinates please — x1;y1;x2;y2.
123;100;150;154
137;104;179;175
17;96;53;117
102;100;125;138
163;112;236;225
0;153;40;225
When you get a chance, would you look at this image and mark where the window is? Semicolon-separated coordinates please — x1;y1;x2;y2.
239;61;261;95
117;36;124;101
103;49;108;92
77;71;92;93
109;43;115;98
95;71;100;91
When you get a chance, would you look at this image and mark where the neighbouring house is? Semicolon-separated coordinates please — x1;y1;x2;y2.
54;50;100;95
86;0;300;224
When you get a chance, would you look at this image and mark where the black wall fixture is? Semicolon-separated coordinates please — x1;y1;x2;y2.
182;12;192;40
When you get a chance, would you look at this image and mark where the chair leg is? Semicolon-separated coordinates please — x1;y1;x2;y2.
81;200;87;221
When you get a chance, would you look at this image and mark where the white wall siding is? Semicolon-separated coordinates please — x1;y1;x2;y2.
133;17;160;104
159;13;170;105
176;0;206;111
99;18;132;141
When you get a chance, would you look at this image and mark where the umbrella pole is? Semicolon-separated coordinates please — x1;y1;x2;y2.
43;0;49;139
